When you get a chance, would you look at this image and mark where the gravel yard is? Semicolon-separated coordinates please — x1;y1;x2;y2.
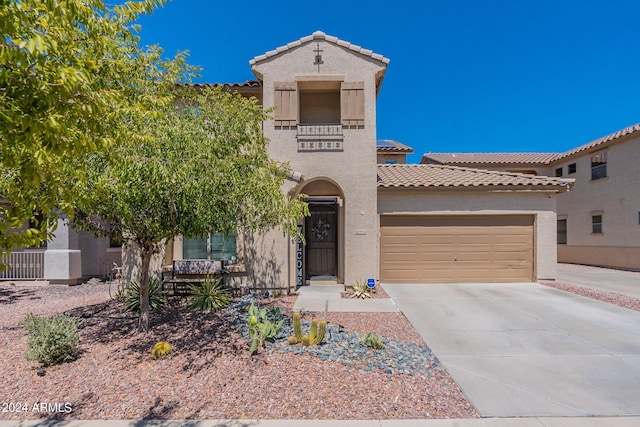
4;277;637;421
0;281;476;421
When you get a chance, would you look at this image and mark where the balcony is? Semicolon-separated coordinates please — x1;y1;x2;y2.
297;123;343;152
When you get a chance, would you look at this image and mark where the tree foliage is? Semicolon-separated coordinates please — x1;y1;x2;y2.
0;0;193;254
73;86;308;331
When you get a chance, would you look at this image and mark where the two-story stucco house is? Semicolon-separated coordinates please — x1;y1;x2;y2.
423;123;640;271
2;31;573;287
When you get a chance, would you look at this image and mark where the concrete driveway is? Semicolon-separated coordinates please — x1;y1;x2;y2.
557;263;640;298
383;282;640;418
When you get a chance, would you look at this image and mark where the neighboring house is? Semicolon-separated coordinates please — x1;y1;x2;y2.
423;123;640;271
2;31;573;286
377;139;414;164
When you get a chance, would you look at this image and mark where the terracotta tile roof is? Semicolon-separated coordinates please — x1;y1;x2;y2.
249;31;390;66
189;80;262;89
554;123;640;161
421;123;640;165
422;153;558;165
376;139;414;153
377;164;574;189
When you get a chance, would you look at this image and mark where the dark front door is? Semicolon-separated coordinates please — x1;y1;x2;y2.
305;202;338;278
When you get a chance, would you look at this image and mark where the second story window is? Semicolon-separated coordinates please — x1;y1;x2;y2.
591;152;607;180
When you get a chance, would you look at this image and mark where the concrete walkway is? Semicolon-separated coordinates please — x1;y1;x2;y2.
292;284;399;312
556;263;640;298
383;282;640;418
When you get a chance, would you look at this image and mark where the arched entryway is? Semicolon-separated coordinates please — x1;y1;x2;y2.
296;178;345;284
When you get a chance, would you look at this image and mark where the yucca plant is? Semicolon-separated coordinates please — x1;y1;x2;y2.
186;276;231;312
349;280;371;299
123;277;167;312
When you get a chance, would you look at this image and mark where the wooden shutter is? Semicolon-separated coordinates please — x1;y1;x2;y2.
274;82;297;127
341;81;365;128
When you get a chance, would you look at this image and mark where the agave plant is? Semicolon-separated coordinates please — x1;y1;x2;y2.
186;276;231;312
123;277;167;312
349;280;371;299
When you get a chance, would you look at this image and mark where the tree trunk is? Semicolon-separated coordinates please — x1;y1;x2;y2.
138;246;152;332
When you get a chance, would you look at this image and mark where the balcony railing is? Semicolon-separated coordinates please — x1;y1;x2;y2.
1;251;45;280
297;123;343;152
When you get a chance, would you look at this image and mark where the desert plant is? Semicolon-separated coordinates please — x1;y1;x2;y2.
288;311;327;346
22;313;79;367
361;332;384;349
123;277;167;312
151;341;172;359
248;302;284;354
349;280;371;299
186;276;231;312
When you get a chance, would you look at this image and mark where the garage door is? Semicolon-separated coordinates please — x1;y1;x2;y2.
380;215;534;283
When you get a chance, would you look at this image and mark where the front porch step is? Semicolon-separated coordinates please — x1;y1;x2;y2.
307;276;339;286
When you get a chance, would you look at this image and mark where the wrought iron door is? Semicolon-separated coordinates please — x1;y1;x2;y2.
305;202;337;278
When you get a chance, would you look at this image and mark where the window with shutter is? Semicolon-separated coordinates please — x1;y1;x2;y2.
341;81;364;128
274;82;297;128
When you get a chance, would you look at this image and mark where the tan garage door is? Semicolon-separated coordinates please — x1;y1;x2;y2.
380;215;534;283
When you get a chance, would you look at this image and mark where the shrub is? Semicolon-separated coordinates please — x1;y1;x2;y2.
22;313;80;367
151;341;172;359
123;277;167;312
186;276;231;312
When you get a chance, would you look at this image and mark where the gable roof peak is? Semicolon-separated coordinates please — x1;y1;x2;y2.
249;31;390;67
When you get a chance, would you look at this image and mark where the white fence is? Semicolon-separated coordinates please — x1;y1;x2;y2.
0;251;45;279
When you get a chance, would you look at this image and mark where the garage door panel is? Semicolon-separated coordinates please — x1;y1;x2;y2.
380;215;533;283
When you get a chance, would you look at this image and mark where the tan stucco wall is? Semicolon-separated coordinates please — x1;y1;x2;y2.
250;40;385;287
554;136;640;247
377;189;559;280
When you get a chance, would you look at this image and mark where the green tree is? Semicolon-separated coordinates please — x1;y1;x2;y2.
73;86;308;332
0;0;192;256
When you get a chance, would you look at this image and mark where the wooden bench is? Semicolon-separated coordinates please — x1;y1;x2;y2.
162;260;230;296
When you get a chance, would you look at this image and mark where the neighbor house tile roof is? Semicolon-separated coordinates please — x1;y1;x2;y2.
422;153;558;165
421;123;640;165
554;123;640;161
249;31;390;66
377;164;574;189
376;139;414;153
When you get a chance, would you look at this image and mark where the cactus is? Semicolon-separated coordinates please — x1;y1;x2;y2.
292;311;303;341
248;302;284;354
289;311;327;346
151;341;172;359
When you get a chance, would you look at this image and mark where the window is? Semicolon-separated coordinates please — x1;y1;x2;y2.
183;230;237;261
592;214;603;234
109;236;123;248
554;167;563;177
591;152;607;180
568;163;577;174
385;159;397;164
27;213;47;248
557;219;567;244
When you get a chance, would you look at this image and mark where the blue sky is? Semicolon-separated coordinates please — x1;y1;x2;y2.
135;0;640;163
